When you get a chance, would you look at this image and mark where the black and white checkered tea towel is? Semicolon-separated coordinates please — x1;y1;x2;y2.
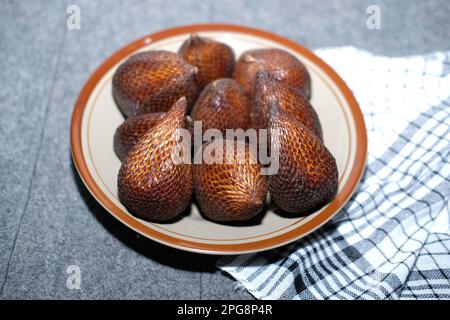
218;47;450;300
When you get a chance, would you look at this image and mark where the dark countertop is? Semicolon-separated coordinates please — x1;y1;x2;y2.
1;0;449;299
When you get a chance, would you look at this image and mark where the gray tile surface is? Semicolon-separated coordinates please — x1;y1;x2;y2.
0;0;67;295
0;0;449;299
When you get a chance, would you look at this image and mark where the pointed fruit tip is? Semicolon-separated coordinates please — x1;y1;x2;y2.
268;98;282;121
255;69;275;87
243;54;256;63
268;97;279;111
171;96;188;114
255;69;268;81
187;33;204;45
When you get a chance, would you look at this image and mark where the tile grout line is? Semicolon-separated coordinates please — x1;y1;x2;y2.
0;26;68;296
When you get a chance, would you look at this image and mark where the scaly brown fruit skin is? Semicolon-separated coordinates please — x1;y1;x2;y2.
179;34;235;90
233;48;311;98
193;140;268;222
112;51;198;117
114;113;165;162
114;113;194;162
118;98;193;222
191;79;250;135
268;103;338;214
252;71;322;140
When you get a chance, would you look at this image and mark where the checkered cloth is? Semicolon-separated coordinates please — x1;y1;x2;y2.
218;47;450;300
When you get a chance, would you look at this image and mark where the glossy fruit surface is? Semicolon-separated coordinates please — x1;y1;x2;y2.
252;71;322;140
117;98;193;221
193;140;268;222
268;103;338;214
233;48;311;98
113;113;165;162
112;51;197;117
179;34;235;90
191;78;250;135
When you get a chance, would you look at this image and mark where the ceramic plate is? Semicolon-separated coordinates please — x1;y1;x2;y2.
70;24;367;255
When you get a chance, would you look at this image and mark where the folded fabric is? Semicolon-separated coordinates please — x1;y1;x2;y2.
218;47;450;300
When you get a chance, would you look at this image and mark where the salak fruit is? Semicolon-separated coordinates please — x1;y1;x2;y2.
113;51;198;117
117;97;193;221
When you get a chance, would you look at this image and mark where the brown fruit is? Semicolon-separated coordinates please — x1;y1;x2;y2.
114;113;165;162
113;113;194;162
252;71;322;140
191;79;250;135
268;103;338;213
112;51;198;117
233;48;311;98
118;97;193;222
193;140;268;222
179;34;235;90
